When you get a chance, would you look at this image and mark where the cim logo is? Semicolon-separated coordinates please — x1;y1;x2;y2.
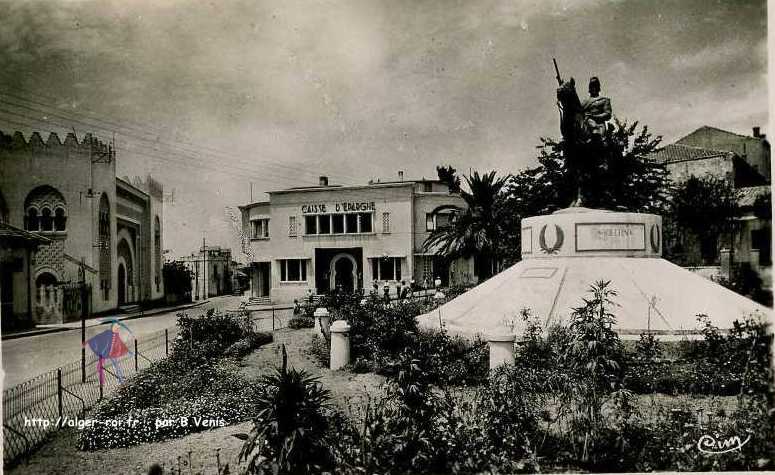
697;434;751;454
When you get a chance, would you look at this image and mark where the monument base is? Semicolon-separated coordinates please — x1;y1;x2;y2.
417;208;769;339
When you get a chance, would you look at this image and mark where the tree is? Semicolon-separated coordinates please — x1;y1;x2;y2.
423;171;509;280
665;176;740;266
162;261;193;301
498;120;671;264
436;164;461;193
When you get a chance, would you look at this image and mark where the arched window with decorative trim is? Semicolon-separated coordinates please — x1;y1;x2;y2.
26;207;39;231
54;207;67;231
24;185;66;233
98;193;111;299
40;207;53;231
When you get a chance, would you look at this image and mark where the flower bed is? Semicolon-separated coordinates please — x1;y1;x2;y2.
78;311;272;450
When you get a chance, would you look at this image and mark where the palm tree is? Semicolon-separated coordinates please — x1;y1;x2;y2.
423;170;509;280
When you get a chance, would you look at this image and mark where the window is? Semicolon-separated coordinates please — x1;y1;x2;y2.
382;212;390;233
280;259;307;282
345;213;358;233
305;215;317;235
40;208;53;231
289;216;297;237
54;208;67;231
304;212;374;235
374;257;401;281
98;194;111;299
251;219;269;239
359;213;373;233
332;214;344;234
426;213;435;231
26;207;39;231
319;215;331;234
24;185;66;233
436;213;451;229
423;182;433;192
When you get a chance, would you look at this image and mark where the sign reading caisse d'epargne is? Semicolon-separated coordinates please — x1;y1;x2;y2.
301;201;375;214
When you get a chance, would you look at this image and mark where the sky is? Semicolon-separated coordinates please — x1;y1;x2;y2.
0;0;768;260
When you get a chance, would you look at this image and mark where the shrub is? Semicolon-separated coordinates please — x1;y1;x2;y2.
306;335;330;368
173;310;254;358
223;332;273;358
287;316;314;329
237;346;338;474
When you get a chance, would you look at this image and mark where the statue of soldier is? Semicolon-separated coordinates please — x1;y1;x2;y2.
580;76;612;141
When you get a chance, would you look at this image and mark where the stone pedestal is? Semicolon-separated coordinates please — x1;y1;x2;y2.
521;207;662;259
488;332;516;369
417;206;768;340
330;320;351;370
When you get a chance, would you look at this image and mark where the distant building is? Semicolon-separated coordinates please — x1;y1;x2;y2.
675;125;770;180
239;175;474;304
650;125;771;287
0;130;165;326
177;246;233;300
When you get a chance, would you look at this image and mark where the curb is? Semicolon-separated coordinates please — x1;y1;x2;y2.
1;300;208;341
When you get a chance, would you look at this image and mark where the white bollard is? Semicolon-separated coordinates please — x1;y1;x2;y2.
488;332;516;369
329;320;351;370
313;307;330;338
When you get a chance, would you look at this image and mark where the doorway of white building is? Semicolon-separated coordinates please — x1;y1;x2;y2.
314;247;363;293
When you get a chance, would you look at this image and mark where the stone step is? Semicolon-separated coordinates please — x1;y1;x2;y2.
118;304;141;314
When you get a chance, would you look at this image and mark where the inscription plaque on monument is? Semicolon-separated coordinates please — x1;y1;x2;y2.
575;223;646;251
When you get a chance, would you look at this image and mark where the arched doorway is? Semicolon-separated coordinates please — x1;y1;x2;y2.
117;237;134;304
117;263;126;305
330;253;357;292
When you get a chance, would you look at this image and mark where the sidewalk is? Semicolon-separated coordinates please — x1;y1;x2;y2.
1;300;208;340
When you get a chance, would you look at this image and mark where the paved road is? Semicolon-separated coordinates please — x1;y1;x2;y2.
1;295;250;388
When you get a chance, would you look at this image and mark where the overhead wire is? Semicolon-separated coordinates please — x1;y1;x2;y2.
0;85;362;185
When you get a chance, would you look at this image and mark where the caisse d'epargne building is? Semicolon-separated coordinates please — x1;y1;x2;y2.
239;176;476;303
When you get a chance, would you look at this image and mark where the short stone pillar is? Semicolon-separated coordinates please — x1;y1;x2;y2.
749;249;760;271
313;307;330;338
330;320;351;370
488;332;516;369
720;249;731;276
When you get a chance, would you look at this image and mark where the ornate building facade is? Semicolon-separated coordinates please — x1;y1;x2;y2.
0;130;165;325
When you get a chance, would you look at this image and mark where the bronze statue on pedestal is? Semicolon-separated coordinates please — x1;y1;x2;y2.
554;59;613;207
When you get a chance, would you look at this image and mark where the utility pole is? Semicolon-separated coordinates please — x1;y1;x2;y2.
202;235;207;300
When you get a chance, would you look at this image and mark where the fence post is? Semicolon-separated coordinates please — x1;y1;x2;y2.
272;306;276;331
57;368;63;420
81;313;86;383
134;339;139;371
165;329;169;356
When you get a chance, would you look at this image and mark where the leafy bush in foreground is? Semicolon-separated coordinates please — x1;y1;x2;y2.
238;346;340;474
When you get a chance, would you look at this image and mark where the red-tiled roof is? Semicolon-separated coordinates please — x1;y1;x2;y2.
649;144;732;164
737;185;771;208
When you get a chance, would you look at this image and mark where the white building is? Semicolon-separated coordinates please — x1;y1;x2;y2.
239;176;476;304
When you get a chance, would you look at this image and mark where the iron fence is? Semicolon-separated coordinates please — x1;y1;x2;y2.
2;325;179;467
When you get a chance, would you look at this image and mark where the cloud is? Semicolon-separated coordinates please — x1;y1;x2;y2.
0;0;766;257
